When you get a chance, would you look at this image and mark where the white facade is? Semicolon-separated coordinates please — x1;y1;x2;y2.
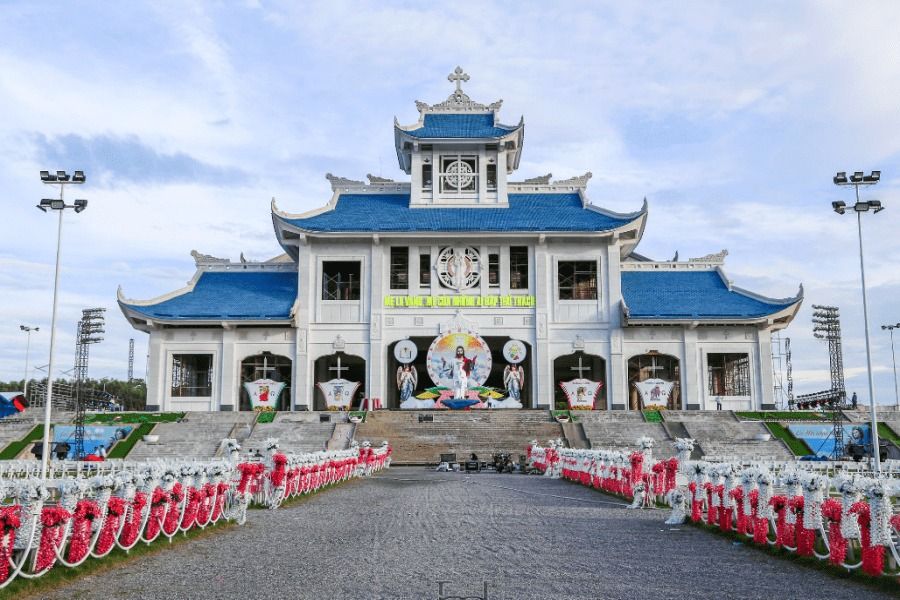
121;69;801;413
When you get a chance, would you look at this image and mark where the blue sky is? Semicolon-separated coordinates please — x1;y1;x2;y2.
1;1;899;405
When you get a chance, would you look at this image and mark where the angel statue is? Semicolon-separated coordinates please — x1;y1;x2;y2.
503;364;524;402
397;364;418;408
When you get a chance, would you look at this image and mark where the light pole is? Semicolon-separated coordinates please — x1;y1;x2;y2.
19;325;39;398
36;169;87;480
883;323;900;410
832;169;883;474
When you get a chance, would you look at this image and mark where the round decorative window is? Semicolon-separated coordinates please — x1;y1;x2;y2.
436;247;481;291
445;160;475;189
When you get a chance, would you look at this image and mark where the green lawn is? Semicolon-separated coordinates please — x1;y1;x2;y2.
736;411;832;422
877;422;900;446
106;422;155;459
642;410;663;423
0;424;44;460
84;412;184;424
765;422;813;456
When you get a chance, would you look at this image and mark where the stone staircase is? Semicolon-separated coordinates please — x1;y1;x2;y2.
0;421;41;457
579;416;675;456
244;412;348;455
128;413;256;460
354;410;564;465
680;420;792;460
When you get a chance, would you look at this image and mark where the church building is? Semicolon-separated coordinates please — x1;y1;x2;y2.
118;68;802;413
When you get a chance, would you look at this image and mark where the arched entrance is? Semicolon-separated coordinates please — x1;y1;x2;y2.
553;352;607;410
239;352;292;411
386;337;533;409
627;353;680;410
313;352;366;411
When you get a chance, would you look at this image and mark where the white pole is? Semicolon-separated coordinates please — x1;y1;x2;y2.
40;190;65;481
23;329;32;398
889;328;900;410
856;209;881;474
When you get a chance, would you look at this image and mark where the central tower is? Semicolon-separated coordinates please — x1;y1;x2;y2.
394;66;525;207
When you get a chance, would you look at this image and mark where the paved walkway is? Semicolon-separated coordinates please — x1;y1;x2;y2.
48;468;892;600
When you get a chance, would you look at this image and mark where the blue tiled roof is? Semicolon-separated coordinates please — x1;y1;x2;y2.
279;193;638;233
122;271;296;320
402;114;518;138
621;271;797;320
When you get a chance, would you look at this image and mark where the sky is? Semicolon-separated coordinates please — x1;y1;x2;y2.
1;1;899;406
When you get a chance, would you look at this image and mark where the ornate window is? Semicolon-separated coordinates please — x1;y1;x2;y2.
558;261;598;300
421;163;432;190
707;353;751;396
510;246;529;289
390;247;409;290
439;155;478;194
419;252;431;286
436;246;481;291
322;261;361;300
488;253;500;287
171;354;213;397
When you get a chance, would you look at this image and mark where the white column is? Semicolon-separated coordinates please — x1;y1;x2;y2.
294;241;313;410
368;242;385;401
683;328;701;410
756;328;775;410
146;330;166;411
606;242;625;409
220;327;237;411
534;241;552;407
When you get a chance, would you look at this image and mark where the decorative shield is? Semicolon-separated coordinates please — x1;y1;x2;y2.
316;378;361;411
393;340;418;364
244;379;287;411
560;379;603;410
426;330;492;388
633;379;674;408
502;340;527;364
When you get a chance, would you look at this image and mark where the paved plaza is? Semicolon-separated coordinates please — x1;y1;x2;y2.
46;468;891;600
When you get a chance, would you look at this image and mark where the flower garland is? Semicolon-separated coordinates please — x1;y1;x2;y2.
789;496;814;556
664;458;679;494
704;483;718;526
850;501;884;577
163;483;184;536
0;505;21;584
36;506;72;572
145;487;169;541
95;497;127;555
716;486;730;531
730;488;747;534
688;482;702;523
67;499;101;563
769;495;789;547
119;492;147;547
271;453;288;488
821;498;846;566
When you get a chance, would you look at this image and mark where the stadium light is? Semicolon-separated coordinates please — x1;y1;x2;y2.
832;169;884;473
36;169;87;481
19;326;39;398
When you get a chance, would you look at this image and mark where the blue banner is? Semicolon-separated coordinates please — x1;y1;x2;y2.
787;423;870;457
53;425;132;459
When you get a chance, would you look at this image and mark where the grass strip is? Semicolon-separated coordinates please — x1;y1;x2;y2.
1;519;236;600
736;411;831;421
84;412;184;424
877;422;900;446
765;422;813;456
256;411;276;424
0;425;44;460
643;410;664;423
106;423;155;459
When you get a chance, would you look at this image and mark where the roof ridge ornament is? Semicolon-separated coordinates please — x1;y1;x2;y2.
688;249;728;264
326;172;365;190
415;67;503;114
190;250;231;266
366;173;395;184
523;173;552;185
552;172;592;187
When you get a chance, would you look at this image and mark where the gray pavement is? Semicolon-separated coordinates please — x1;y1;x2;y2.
45;468;894;600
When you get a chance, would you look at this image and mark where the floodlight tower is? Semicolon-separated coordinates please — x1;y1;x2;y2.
36;169;88;480
73;307;105;459
882;323;900;409
128;338;135;382
832;170;884;473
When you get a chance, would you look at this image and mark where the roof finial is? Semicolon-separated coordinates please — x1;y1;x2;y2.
448;66;470;94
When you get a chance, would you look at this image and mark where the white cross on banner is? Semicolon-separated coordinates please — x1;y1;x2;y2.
243;379;286;411
316;378;361;411
560;379;602;410
633;379;674;408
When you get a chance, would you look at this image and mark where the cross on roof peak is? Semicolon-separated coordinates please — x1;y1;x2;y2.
448;66;470;93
